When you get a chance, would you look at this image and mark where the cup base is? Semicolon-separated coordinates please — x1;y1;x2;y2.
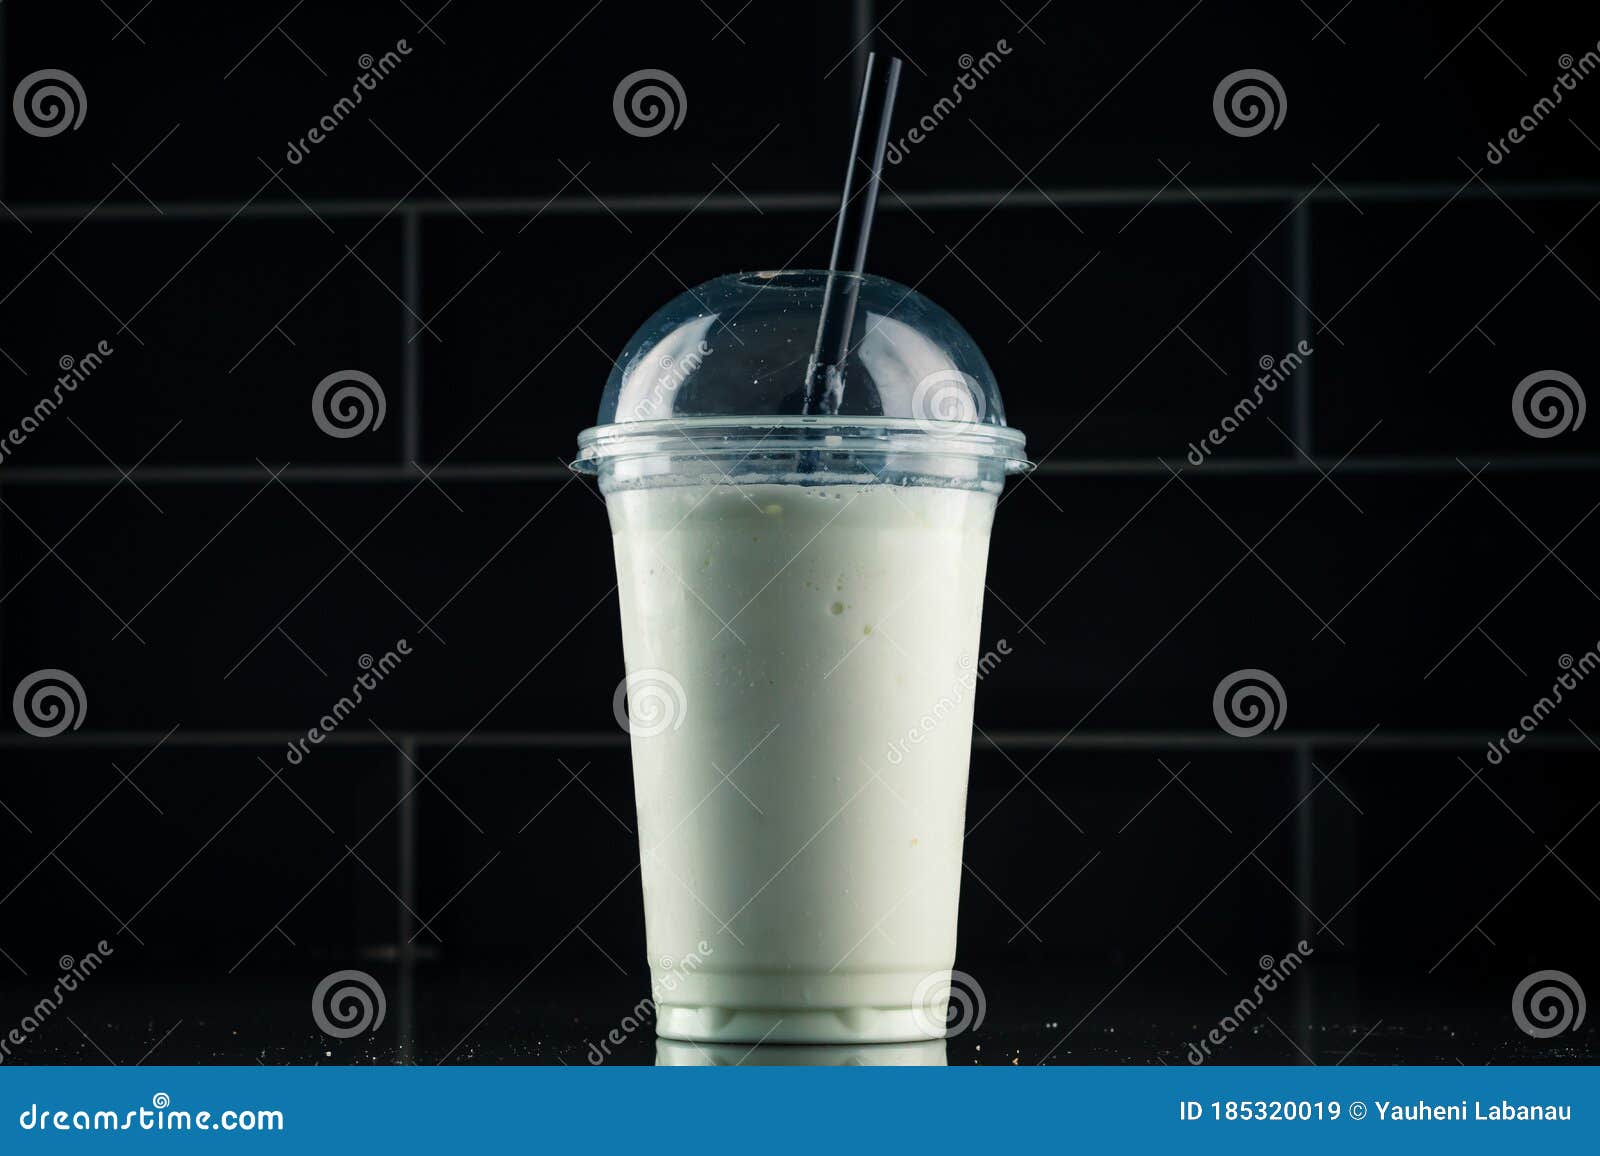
656;1003;945;1044
655;1038;948;1065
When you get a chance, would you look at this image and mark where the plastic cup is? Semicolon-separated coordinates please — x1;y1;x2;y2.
574;271;1028;1043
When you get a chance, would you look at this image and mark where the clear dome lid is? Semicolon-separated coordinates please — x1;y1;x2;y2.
573;270;1029;476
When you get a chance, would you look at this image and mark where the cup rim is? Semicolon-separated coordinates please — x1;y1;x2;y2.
572;415;1031;475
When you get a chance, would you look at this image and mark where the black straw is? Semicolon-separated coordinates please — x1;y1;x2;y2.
803;51;903;416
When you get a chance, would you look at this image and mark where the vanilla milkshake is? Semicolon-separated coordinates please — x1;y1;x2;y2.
574;269;1029;1044
610;481;995;1042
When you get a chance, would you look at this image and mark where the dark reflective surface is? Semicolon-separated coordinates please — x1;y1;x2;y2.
4;961;1593;1066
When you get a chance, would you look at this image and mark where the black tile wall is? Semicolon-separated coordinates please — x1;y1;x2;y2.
2;2;851;204
1315;199;1600;457
3;1;1599;1058
961;747;1301;970
0;748;398;971
419;201;1293;463
1;218;406;464
837;2;1600;189
872;203;1293;459
420;210;851;462
980;468;1600;730
412;745;640;958
1309;748;1600;1001
0;479;623;729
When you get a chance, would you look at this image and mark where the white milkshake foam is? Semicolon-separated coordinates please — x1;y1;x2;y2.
609;481;996;1043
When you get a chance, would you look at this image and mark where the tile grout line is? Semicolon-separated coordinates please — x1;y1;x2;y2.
10;180;1600;223
397;736;419;949
402;208;423;465
1290;201;1314;454
1293;741;1316;1063
0;730;1593;751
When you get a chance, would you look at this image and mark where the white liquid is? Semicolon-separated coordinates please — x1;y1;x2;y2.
607;481;997;1042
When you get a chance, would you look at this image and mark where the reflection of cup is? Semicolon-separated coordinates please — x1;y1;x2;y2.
656;1039;948;1066
576;272;1028;1044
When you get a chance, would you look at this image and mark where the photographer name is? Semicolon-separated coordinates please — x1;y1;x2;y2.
1374;1099;1571;1122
